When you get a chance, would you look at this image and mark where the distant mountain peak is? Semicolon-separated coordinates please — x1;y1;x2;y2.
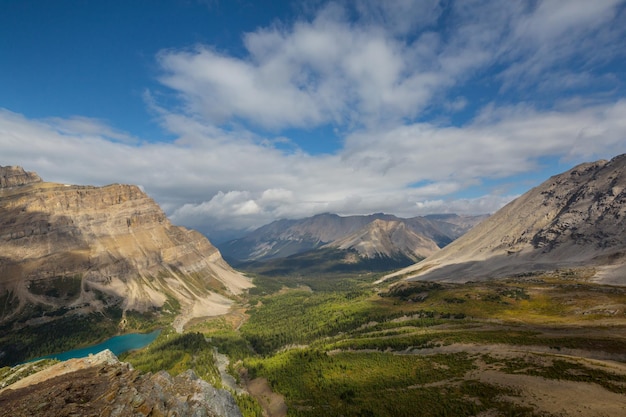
218;212;487;271
326;218;440;261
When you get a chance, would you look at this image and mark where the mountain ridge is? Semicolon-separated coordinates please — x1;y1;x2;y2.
326;218;440;260
0;166;252;334
218;212;487;266
383;154;626;285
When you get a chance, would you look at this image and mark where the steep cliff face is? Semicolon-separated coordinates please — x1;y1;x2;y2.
0;166;42;188
0;166;252;329
384;154;626;284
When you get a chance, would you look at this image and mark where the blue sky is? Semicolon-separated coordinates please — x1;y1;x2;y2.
1;0;626;241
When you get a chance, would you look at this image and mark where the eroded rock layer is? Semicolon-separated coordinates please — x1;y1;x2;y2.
0;166;252;328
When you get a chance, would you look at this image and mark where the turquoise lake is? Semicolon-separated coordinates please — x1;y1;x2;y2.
30;329;161;362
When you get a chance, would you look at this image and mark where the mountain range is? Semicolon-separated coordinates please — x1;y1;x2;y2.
217;212;487;273
5;155;626;417
384;154;626;285
0;166;252;333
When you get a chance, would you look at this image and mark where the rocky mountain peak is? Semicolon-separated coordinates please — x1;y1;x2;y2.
219;212;485;265
0;166;252;337
0;165;42;188
327;218;440;260
383;153;626;285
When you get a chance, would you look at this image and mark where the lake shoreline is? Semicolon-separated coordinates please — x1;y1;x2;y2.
24;329;161;364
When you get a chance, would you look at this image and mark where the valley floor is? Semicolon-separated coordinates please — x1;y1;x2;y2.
187;268;626;417
4;268;626;417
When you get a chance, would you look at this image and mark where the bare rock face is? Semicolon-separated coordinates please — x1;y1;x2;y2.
385;154;626;284
0;166;42;188
0;166;252;329
0;350;243;417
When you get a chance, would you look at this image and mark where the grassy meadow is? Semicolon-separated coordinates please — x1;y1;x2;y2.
183;268;626;416
4;267;626;416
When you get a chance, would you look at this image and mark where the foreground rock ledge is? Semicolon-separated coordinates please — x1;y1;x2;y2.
0;350;243;417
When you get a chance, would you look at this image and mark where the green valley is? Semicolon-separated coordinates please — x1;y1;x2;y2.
121;268;626;417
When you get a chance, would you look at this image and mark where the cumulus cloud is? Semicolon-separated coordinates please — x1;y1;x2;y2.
156;2;467;130
156;1;625;132
4;98;626;239
2;1;626;240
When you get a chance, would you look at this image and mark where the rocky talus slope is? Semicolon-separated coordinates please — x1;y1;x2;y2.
0;350;242;417
0;166;252;329
384;154;626;284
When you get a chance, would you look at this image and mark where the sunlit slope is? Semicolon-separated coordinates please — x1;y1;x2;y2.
0;166;252;330
385;154;626;284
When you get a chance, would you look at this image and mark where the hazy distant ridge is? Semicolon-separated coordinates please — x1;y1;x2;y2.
219;212;487;266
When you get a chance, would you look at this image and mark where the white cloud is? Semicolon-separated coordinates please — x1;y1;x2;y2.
260;188;295;205
513;0;623;43
354;0;443;34
414;194;517;216
45;116;139;144
2;1;626;240
342;100;626;186
4;98;626;239
499;0;626;90
154;2;480;130
158;46;326;129
155;1;626;135
445;97;468;112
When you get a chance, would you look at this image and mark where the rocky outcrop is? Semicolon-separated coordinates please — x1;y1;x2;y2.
0;166;42;188
0;350;243;417
0;166;252;329
384;154;626;284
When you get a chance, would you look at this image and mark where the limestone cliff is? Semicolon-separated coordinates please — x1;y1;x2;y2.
0;166;252;330
0;166;42;188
